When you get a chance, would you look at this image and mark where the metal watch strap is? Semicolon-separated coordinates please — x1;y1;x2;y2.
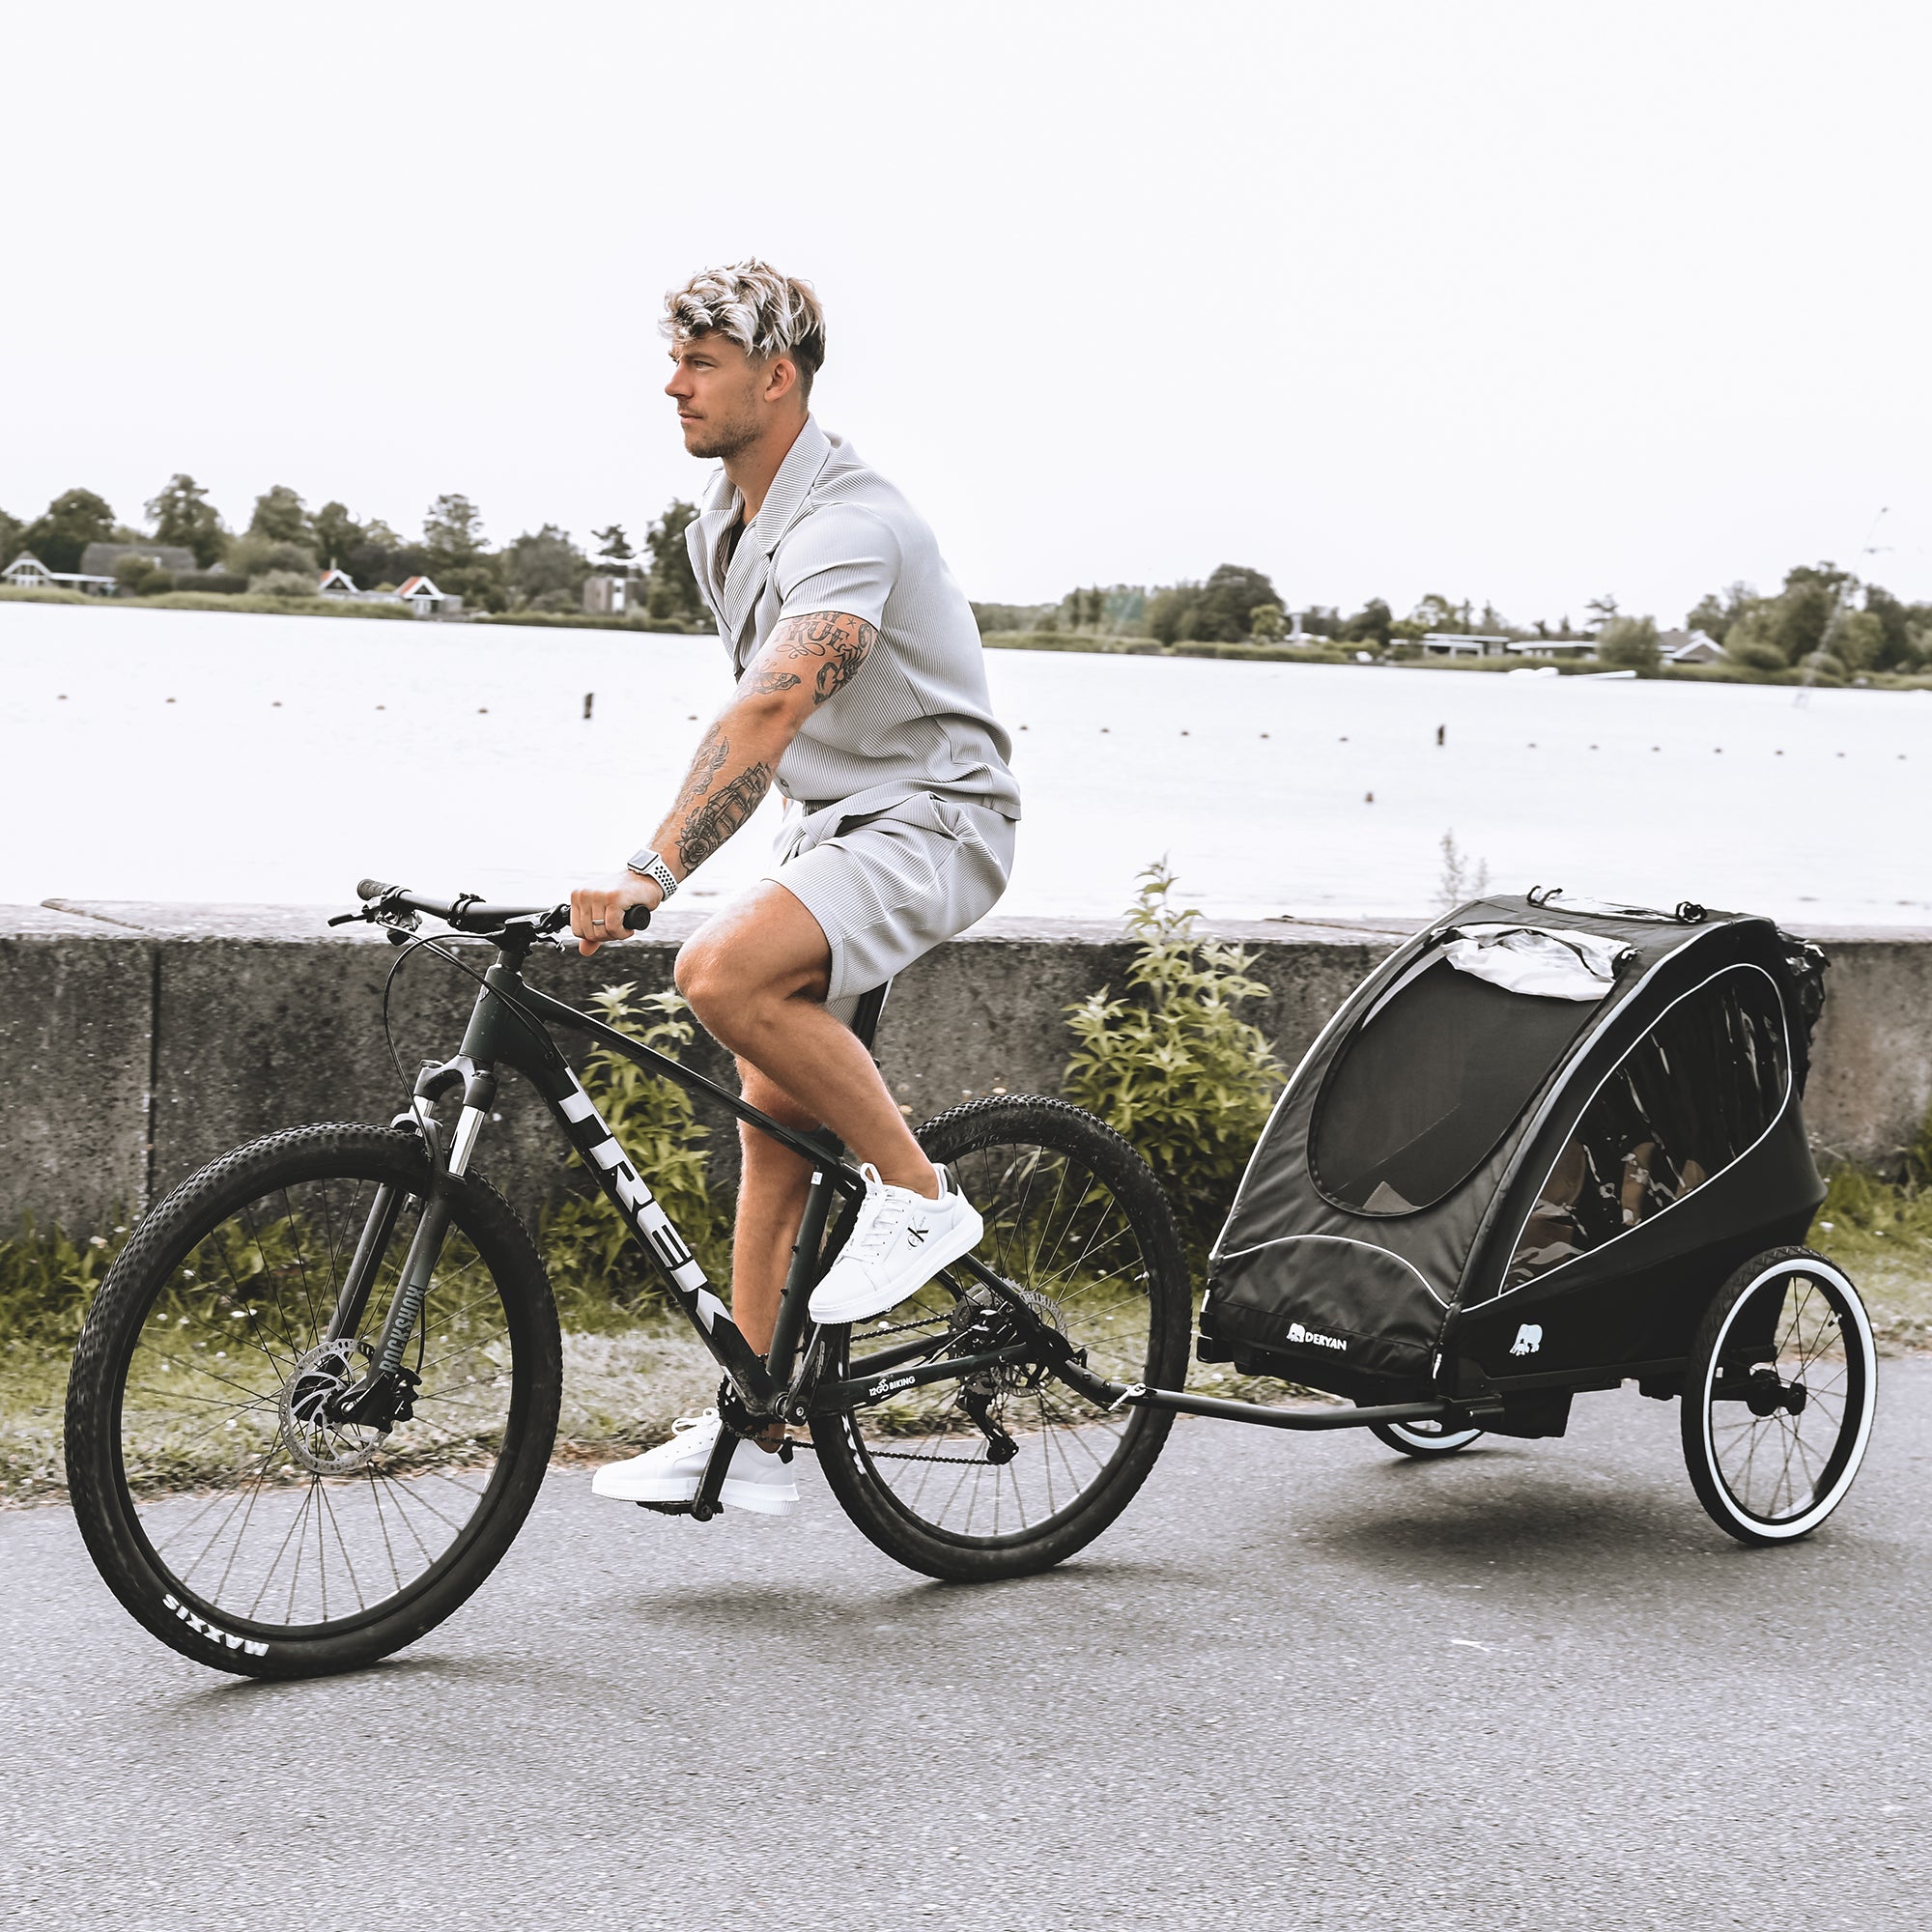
626;849;679;901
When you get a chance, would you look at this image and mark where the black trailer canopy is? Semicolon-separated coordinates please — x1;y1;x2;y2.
1200;893;1823;1400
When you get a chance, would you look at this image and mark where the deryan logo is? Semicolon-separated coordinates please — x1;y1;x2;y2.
1287;1320;1348;1353
1510;1323;1544;1356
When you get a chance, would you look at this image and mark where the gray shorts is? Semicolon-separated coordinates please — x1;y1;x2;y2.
763;790;1017;1018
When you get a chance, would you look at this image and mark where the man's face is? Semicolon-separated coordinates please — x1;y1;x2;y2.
665;332;774;461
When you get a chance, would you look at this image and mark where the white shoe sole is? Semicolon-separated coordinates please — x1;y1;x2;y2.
808;1206;985;1325
591;1465;798;1515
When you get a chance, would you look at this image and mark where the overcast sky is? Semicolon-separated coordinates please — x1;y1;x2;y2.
6;0;1928;627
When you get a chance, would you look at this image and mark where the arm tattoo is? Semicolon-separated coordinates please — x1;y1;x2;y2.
675;757;772;873
670;726;729;817
655;722;776;876
765;611;877;705
744;666;803;696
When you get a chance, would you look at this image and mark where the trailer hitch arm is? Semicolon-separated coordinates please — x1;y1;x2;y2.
954;1254;1489;1436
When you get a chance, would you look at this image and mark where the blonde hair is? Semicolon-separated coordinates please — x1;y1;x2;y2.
663;260;826;397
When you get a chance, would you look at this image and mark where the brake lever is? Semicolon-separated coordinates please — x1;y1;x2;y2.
327;904;419;934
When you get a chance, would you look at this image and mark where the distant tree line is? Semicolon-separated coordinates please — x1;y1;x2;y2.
972;561;1932;682
0;478;710;625
12;483;1929;683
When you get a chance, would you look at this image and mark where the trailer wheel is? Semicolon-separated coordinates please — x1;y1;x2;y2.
1681;1247;1876;1545
1369;1417;1484;1458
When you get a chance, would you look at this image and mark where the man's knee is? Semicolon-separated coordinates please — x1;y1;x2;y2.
674;930;745;1024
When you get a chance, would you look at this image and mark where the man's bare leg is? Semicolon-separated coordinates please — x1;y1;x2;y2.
677;880;938;1202
729;1064;819;1355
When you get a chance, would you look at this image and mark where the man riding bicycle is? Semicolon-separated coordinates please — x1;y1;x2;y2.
569;261;1021;1516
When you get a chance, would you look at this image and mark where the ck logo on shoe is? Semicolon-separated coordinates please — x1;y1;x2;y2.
1286;1320;1348;1352
1510;1323;1544;1356
907;1224;928;1244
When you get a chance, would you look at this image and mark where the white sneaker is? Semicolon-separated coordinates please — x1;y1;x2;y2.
590;1409;798;1516
808;1163;983;1326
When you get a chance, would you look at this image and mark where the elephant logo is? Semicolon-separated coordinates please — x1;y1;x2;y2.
1509;1323;1544;1356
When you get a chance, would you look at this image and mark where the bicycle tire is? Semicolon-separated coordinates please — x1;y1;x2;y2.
1369;1417;1485;1458
1680;1245;1876;1546
811;1095;1190;1582
65;1123;561;1679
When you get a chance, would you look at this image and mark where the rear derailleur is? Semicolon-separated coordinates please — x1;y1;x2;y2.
945;1278;1070;1465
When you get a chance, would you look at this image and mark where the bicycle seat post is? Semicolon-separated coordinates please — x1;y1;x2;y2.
849;979;891;1052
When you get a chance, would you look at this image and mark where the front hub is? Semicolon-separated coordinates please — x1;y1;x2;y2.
280;1341;387;1474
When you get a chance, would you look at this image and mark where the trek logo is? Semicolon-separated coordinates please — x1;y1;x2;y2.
870;1373;917;1397
1287;1321;1348;1353
1510;1323;1544;1356
162;1592;269;1658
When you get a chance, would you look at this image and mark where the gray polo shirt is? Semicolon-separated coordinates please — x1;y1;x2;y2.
686;418;1021;821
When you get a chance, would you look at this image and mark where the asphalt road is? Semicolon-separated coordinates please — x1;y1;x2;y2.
6;1365;1932;1931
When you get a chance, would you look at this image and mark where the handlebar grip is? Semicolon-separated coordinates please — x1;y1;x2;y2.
356;877;397;901
622;904;653;932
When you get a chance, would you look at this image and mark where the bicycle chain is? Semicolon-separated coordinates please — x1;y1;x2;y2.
857;1313;952;1343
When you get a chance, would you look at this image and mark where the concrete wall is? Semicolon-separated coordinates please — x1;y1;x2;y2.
3;902;1929;1234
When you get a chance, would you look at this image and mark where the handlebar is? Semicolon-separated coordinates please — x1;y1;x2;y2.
352;880;652;934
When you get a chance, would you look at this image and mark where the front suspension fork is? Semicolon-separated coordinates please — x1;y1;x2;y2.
329;1066;496;1427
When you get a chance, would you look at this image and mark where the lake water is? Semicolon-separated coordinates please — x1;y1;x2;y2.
2;601;1926;928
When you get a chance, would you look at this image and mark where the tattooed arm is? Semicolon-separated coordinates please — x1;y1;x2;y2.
569;611;877;953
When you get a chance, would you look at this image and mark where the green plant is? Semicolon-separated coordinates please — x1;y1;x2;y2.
1065;863;1284;1247
539;983;729;1324
1809;1103;1932;1348
0;1214;128;1350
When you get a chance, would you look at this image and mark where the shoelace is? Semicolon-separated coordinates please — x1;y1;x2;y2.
668;1408;719;1437
844;1163;927;1264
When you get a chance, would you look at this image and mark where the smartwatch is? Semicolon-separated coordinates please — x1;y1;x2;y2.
626;848;679;902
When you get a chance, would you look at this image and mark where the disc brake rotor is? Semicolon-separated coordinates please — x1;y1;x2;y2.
279;1341;385;1474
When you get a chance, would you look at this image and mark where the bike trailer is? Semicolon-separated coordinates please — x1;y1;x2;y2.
1199;892;1829;1430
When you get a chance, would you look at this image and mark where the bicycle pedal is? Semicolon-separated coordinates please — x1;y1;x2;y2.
632;1499;696;1517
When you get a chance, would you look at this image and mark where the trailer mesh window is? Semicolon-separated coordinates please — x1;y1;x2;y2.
1504;963;1791;1288
1310;958;1600;1215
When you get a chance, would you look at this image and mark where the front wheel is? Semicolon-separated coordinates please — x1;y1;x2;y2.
65;1124;562;1678
1680;1246;1876;1546
811;1096;1191;1582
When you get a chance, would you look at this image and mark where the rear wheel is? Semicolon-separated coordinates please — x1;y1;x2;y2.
1680;1246;1876;1546
811;1096;1190;1581
65;1124;561;1678
1369;1417;1484;1458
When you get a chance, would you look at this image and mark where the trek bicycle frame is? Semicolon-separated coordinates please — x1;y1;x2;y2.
327;895;1111;1501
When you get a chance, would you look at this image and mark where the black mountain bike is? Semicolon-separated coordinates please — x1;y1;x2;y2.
66;883;1190;1678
